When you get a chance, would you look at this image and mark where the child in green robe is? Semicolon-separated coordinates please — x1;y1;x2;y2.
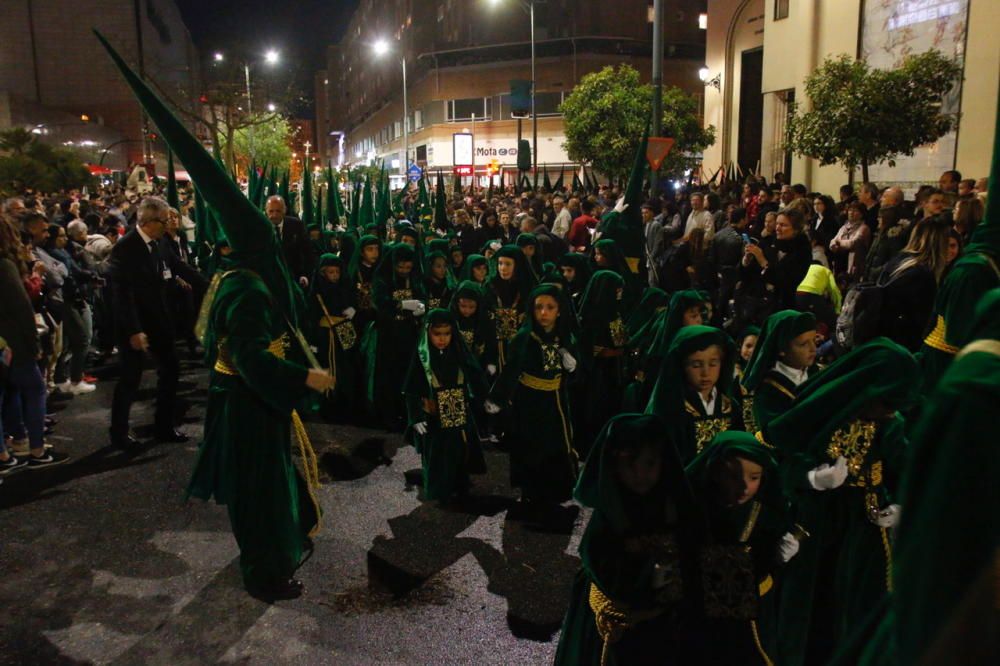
366;243;427;431
449;280;497;374
460;253;489;285
347;234;381;333
423;251;454;310
403;310;489;501
623;289;708;411
491;284;580;503
592;238;642;310
741;310;817;434
558;252;594;310
685;431;797;665
554;413;701;666
646;325;743;463
574;269;628;457
306;253;361;420
762;338;920;666
515;232;544;283
484;245;532;371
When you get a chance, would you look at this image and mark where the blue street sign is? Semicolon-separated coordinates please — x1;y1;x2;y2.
407;163;422;181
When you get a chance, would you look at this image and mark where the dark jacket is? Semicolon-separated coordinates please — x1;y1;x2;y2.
877;254;937;352
108;228;175;341
744;233;812;310
276;215;312;281
0;258;41;360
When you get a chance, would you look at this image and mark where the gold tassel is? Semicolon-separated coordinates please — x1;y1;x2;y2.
291;409;323;538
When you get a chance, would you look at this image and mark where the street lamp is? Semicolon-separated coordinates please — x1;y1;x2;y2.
373;38;409;177
487;0;537;175
267;102;277;113
215;49;282;161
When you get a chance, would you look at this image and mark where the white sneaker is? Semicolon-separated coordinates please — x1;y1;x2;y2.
69;381;97;395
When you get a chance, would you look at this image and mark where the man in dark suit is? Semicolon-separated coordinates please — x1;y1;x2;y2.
265;195;312;286
108;196;188;447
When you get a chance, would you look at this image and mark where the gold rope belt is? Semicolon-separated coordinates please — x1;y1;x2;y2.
588;583;664;666
518;372;562;391
923;315;959;354
213;335;323;537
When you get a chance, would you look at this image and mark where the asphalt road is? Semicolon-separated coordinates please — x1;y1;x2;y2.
0;352;588;665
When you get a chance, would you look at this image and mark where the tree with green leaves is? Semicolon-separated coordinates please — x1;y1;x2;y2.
0;128;94;195
785;51;962;183
222;114;293;178
559;64;715;183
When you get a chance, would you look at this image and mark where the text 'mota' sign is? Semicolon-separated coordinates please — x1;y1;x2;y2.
646;137;675;171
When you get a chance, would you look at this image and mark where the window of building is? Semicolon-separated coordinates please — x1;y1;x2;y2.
774;0;789;20
394;121;402;138
448;98;488;121
416;144;427;162
414;109;423;129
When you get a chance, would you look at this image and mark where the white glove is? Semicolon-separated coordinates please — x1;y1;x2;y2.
871;504;901;528
559;348;577;373
413;422;428;435
342;307;356;320
808;456;849;491
412;302;426;317
778;533;800;562
613;195;628;214
486;364;497;377
299;276;309;288
484;400;501;415
401;299;423;312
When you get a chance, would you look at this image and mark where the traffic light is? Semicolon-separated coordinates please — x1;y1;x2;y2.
510;80;531;119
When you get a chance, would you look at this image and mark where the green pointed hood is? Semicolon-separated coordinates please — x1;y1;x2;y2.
433;170;448;229
165;149;179;210
301;167;315;228
552;168;564;192
598;123;649;263
360;174;375;229
631;289;709;357
741;310;817;391
542;165;552;191
92;30;301;325
572;170;583;192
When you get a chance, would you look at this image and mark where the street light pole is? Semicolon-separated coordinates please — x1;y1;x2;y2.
402;56;409;174
244;63;254;162
650;0;663;194
530;0;537;177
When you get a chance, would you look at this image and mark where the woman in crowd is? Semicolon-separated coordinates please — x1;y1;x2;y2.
828;202;871;284
743;208;812;312
876;217;951;351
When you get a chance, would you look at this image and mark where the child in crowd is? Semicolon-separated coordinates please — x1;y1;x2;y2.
555;414;700;666
646;325;742;463
741;310;817;434
403;310;489;501
491;284;579;503
307;254;360;420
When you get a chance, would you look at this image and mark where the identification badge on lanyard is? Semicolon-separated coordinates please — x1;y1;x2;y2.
162;268;173;280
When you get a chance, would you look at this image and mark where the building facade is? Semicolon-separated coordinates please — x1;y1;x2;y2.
316;0;708;185
0;0;199;170
703;0;999;193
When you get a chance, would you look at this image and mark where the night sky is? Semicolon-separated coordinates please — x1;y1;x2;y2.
174;0;359;115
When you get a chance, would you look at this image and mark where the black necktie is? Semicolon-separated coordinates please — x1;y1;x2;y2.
149;240;162;275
